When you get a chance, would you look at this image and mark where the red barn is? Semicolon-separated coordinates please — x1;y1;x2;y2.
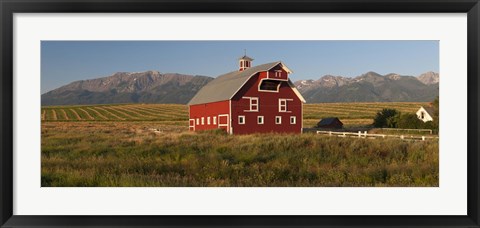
187;55;306;134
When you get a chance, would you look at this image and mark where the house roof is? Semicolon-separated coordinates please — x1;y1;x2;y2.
317;117;343;126
187;61;305;105
420;106;435;116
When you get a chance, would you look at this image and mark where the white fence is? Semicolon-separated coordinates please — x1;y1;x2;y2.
316;130;438;141
380;128;433;134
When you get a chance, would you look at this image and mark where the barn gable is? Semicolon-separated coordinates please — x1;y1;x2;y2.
187;61;304;105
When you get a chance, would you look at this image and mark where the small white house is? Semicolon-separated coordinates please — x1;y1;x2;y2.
416;106;435;122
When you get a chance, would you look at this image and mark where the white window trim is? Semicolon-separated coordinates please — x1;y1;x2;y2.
189;119;195;131
201;117;204;125
242;96;259;112
275;116;282;125
279;99;286;112
275;70;282;77
218;114;229;128
290;116;296;124
213;116;217;125
207;116;211;125
258;116;264;124
250;97;258;111
196;118;199;125
238;115;246;125
258;79;281;93
279;98;293;113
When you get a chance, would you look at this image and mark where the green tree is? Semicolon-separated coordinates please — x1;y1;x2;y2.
373;108;399;127
431;96;439;132
386;113;402;128
432;96;439;115
396;113;425;129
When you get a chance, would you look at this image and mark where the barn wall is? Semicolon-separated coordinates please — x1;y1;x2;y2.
189;100;230;132
266;65;288;81
231;73;302;134
258;66;288;81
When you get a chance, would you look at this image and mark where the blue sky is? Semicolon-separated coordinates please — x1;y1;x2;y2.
41;41;439;94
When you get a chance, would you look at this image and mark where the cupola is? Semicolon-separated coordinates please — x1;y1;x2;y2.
238;52;253;71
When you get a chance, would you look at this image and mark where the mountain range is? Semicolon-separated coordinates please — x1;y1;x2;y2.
294;71;439;103
41;71;213;105
41;70;438;105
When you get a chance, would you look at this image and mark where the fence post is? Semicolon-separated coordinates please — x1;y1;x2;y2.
329;131;332;136
358;131;361;138
401;135;404;140
422;136;425;141
364;131;367;138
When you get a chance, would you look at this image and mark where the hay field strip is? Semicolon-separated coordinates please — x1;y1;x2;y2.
41;104;189;121
41;102;427;125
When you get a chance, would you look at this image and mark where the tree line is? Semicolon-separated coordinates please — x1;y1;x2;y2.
373;97;439;132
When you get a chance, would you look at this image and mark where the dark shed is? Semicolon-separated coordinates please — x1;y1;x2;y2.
316;117;343;129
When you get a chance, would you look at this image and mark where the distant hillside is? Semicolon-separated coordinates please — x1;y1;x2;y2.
42;71;213;105
42;70;438;105
294;71;439;103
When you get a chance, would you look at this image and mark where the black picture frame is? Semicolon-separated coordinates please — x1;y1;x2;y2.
1;0;479;227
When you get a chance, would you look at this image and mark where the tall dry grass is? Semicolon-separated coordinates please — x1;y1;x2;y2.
42;122;438;187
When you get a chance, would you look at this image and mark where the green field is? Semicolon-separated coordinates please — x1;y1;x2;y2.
41;102;429;127
41;102;437;187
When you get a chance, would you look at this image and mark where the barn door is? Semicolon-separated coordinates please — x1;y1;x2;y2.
217;114;229;133
189;119;195;131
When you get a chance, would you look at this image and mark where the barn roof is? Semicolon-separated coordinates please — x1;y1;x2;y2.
187;61;304;105
317;117;343;126
239;55;254;61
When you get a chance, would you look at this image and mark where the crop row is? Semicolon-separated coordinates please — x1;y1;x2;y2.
41;102;426;122
303;102;428;119
41;104;189;121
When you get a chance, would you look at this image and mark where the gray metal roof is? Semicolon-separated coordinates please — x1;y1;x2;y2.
238;55;254;61
187;62;282;105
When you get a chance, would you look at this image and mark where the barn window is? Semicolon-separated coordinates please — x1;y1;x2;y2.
275;116;282;124
207;116;211;125
242;97;259;112
196;118;199;125
238;116;245;125
259;80;281;92
290;116;296;124
258;116;264;124
279;99;287;112
201;117;204;125
421;112;425;119
250;97;258;111
213;116;217;125
275;70;282;77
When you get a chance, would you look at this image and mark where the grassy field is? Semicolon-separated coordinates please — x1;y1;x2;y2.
41;102;438;187
41;102;429;127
